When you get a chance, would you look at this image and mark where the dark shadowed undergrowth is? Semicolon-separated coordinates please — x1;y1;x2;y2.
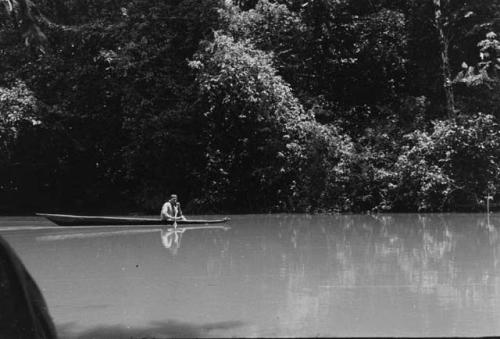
1;0;500;214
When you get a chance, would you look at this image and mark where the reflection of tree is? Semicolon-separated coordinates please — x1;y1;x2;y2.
260;213;500;335
339;215;498;304
151;214;499;335
268;213;500;332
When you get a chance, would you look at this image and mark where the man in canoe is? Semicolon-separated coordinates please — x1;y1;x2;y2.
160;194;187;221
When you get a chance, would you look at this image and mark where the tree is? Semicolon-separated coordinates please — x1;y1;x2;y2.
387;114;500;211
433;0;456;119
453;31;500;117
0;81;42;212
1;0;47;50
189;32;312;211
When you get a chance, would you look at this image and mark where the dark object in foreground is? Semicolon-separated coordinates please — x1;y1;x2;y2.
0;236;58;339
37;213;230;226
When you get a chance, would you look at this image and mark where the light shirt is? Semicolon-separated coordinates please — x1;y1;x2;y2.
161;201;178;220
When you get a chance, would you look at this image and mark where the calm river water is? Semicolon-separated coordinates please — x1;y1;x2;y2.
1;214;499;338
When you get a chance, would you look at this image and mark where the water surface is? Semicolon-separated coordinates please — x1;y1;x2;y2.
1;214;499;337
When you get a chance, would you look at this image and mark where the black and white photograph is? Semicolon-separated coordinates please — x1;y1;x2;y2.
1;0;500;338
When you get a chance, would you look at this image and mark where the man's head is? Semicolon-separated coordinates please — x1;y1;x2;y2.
169;194;178;203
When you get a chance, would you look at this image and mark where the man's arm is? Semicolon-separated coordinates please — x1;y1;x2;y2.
177;203;187;220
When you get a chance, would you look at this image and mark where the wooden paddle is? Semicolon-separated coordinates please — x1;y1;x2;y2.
173;203;178;228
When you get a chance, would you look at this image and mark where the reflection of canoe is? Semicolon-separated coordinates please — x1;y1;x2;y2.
36;213;230;226
36;225;231;241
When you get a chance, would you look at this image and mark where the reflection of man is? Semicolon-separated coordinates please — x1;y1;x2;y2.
160;194;187;221
159;225;230;255
0;236;58;338
160;228;186;255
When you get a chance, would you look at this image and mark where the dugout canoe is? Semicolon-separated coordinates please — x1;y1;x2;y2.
36;213;230;227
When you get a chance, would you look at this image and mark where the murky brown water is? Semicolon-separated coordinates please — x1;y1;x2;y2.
1;213;500;338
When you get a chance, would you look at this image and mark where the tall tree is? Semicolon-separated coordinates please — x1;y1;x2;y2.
1;0;47;50
433;0;456;118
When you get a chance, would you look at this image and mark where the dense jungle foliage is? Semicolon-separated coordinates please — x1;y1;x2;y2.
1;0;500;214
